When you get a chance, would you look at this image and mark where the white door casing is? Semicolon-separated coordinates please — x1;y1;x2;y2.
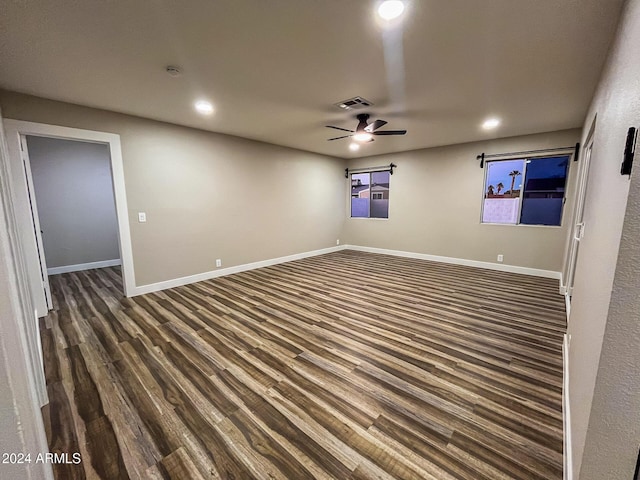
3;120;136;320
0;110;53;478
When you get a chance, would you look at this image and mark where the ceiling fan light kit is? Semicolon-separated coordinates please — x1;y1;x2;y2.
325;113;407;145
353;132;373;142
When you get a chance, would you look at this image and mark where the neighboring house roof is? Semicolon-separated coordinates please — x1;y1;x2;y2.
351;185;370;194
351;183;390;195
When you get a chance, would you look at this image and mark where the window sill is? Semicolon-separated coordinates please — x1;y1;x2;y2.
480;222;562;228
349;217;389;221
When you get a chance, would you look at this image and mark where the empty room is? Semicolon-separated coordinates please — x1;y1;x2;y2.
1;1;639;480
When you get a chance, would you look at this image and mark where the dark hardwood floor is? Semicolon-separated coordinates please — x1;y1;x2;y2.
40;250;565;479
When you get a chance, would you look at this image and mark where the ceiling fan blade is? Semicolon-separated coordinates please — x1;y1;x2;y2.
327;135;353;141
326;125;354;133
365;119;387;132
373;130;407;136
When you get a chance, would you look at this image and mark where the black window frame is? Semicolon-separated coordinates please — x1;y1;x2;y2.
350;170;390;219
481;154;570;226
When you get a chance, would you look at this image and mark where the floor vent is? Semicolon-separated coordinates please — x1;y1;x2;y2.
334;96;374;110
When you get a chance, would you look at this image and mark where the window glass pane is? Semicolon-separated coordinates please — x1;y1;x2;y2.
370;171;390;218
520;156;569;226
482;159;525;224
351;173;370;217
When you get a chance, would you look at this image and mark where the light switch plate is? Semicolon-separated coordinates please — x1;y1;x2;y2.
138;212;147;223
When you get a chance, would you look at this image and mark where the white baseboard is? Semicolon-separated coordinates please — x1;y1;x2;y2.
133;245;346;296
563;333;573;480
133;244;561;297
47;258;122;275
344;245;562;279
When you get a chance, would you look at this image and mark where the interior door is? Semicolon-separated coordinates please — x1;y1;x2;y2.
565;140;593;296
19;135;53;312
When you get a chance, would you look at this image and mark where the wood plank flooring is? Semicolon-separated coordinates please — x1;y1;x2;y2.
40;250;565;479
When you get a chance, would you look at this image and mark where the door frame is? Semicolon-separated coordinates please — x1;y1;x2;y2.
19;135;53;311
562;118;596;300
1;113;54;478
4;120;136;316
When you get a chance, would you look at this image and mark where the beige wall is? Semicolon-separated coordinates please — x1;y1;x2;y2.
576;140;640;480
0;90;580;286
580;139;640;480
342;129;581;272
567;0;640;477
27;136;120;269
0;91;345;286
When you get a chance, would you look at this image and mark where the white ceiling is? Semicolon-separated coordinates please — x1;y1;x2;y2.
0;0;624;158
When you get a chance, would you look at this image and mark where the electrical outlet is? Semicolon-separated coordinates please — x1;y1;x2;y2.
497;254;504;263
215;259;222;268
336;239;340;245
138;212;147;223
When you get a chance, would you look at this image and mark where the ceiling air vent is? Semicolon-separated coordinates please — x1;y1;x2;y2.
334;96;374;111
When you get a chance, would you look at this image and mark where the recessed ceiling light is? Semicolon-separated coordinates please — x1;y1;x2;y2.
377;1;405;21
349;143;360;152
353;132;373;142
195;100;214;115
482;118;501;130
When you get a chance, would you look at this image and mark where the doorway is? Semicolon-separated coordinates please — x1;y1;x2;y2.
27;134;122;283
4;120;135;318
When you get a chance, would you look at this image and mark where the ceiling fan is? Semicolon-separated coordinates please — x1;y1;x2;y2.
326;113;407;142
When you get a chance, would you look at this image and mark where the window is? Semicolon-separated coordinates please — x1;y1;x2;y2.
482;155;569;226
351;171;390;218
